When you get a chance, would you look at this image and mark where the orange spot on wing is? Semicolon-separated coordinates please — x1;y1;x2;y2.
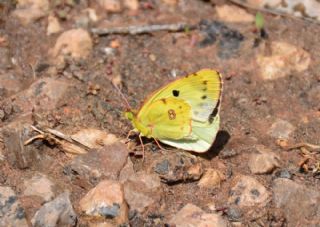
168;109;176;120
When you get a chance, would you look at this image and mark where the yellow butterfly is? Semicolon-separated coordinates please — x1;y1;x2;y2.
125;69;222;153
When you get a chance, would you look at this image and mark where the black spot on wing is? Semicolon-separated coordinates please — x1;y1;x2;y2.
209;99;220;124
201;95;207;100
203;80;208;85
161;98;167;104
172;90;180;97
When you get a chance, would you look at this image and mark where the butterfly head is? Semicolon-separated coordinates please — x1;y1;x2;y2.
124;110;137;122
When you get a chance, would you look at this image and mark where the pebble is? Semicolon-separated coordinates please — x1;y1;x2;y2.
98;0;122;13
50;28;93;64
273;178;320;226
198;168;225;189
23;173;55;202
229;175;270;207
216;5;254;22
0;186;28;227
257;41;311;80
273;169;292;179
169;203;228;227
69;142;128;182
123;0;139;10
149;54;157;62
248;145;280;174
47;14;62;35
32;192;77;227
79;180;128;224
153;153;203;183
268;119;295;139
12;0;49;25
123;171;162;213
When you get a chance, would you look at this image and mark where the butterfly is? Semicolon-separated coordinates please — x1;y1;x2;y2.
125;69;222;153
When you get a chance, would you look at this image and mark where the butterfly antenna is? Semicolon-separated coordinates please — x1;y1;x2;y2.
111;81;132;110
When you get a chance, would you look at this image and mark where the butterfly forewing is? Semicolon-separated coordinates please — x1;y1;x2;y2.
139;69;221;123
133;69;222;153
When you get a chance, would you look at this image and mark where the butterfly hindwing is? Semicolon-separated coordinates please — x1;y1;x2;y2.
137;97;192;140
160;115;220;152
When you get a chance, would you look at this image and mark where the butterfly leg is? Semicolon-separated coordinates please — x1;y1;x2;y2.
154;138;169;152
126;130;136;141
138;134;145;161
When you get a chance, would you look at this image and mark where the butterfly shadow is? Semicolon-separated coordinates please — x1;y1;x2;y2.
198;130;230;160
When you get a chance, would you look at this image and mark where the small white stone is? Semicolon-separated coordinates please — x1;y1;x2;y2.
47;15;61;35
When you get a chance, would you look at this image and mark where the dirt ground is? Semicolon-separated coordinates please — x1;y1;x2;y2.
0;0;320;226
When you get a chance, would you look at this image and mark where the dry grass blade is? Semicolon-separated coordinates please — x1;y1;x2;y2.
24;125;90;155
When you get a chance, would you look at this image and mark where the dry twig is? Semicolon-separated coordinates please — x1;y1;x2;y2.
91;23;195;35
286;142;320;153
278;141;320;175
